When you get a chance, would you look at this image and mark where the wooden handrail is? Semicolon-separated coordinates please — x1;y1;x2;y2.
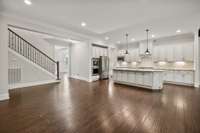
8;28;60;80
8;28;57;63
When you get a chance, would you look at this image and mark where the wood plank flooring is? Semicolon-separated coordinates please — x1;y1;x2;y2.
0;78;200;133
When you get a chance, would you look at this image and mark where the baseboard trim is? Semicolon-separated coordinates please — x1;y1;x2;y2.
9;80;60;90
70;75;90;82
0;93;9;101
164;81;194;87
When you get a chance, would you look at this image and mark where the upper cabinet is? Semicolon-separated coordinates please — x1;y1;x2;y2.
173;44;183;61
92;45;108;58
183;42;194;62
152;34;194;62
116;33;194;63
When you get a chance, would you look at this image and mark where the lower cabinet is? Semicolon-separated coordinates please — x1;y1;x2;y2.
143;72;153;86
113;70;164;90
127;72;135;84
164;70;194;85
135;72;143;85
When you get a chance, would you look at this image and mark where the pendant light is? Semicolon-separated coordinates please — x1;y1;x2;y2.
125;33;129;54
145;29;150;55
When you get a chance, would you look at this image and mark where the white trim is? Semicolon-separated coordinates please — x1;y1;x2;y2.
9;80;60;90
194;82;199;88
70;75;90;82
164;81;194;87
0;93;9;101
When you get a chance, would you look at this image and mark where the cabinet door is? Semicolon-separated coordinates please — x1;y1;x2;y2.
183;43;193;62
130;49;135;61
116;71;121;81
159;45;165;61
139;43;146;55
174;71;184;83
113;71;118;81
183;71;194;84
128;72;135;84
153;45;159;62
135;72;143;84
165;71;174;82
174;45;183;61
166;45;174;62
143;72;152;86
121;71;128;82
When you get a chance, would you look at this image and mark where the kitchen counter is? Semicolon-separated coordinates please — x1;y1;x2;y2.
113;68;164;72
113;68;164;90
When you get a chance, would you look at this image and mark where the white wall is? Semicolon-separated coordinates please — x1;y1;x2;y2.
8;51;55;86
194;29;200;87
70;41;90;81
0;17;9;100
55;48;69;73
10;28;55;59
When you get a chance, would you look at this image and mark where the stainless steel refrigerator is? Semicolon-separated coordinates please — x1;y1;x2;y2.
99;56;109;80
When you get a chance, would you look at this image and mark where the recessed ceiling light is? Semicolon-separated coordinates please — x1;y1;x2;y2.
105;37;109;40
24;0;32;5
176;29;181;33
151;34;155;38
131;38;135;41
81;22;86;27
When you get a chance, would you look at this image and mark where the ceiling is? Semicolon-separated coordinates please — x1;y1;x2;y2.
1;0;200;44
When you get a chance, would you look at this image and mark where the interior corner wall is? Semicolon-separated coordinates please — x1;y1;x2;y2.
70;42;90;81
0;17;9;100
194;28;200;88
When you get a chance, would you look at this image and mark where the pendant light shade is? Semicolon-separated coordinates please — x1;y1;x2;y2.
145;48;150;55
145;29;151;55
125;33;129;54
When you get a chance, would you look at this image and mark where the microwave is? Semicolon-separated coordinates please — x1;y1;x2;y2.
117;56;125;62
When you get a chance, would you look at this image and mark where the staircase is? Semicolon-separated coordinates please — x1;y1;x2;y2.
8;28;60;80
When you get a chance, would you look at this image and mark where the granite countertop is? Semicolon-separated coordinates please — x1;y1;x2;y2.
114;67;195;71
113;68;164;72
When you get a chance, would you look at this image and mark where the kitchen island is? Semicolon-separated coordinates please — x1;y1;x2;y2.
113;68;164;90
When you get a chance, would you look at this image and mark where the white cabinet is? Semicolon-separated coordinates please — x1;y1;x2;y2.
173;44;183;61
135;72;143;84
113;69;164;90
153;44;173;62
153;45;159;61
128;71;135;84
92;46;108;58
121;71;128;82
152;41;193;62
173;71;183;83
164;70;194;85
143;72;152;86
113;71;118;81
183;43;193;62
183;71;194;84
158;45;165;61
164;71;173;81
166;45;174;62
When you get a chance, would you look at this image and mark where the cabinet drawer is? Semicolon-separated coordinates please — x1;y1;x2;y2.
127;72;135;84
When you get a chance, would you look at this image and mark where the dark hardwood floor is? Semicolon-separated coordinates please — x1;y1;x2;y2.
0;77;200;133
